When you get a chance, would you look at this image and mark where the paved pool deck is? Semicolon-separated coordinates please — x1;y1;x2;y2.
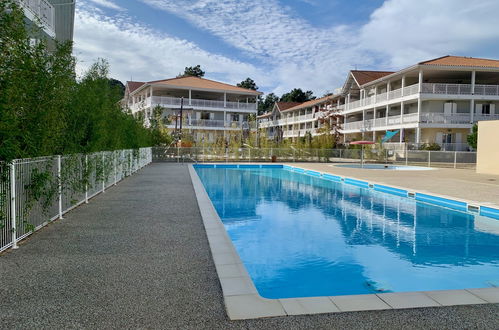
288;163;499;207
0;163;498;329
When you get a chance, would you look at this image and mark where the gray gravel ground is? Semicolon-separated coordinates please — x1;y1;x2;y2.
0;163;497;329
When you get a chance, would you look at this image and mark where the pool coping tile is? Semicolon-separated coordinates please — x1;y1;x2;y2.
330;294;392;312
188;164;499;320
423;289;488;306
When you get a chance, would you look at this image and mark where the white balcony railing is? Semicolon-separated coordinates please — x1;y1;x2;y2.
345;84;419;112
342;111;499;132
18;0;55;34
421;83;472;95
167;119;256;129
420;113;471;124
344;83;499;113
474;85;499;96
474;114;499;121
149;96;257;111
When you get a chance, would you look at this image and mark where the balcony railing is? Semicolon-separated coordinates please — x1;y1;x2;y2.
345;84;419;112
344;83;499;113
342;112;499;132
167;119;256;129
18;0;55;34
420;113;471;124
149;96;257;111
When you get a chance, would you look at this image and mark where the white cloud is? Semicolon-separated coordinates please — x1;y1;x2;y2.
75;0;499;95
73;3;273;88
88;0;125;11
361;0;499;68
139;0;371;95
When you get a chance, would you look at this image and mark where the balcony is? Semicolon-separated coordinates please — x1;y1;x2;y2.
18;0;55;37
166;119;256;130
342;112;499;132
344;83;499;114
149;96;256;111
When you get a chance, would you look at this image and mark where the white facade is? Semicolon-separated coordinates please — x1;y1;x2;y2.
123;77;261;143
258;97;343;141
257;56;499;151
340;57;499;151
17;0;75;47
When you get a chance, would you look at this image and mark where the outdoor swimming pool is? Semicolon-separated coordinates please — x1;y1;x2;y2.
194;165;499;299
334;164;435;170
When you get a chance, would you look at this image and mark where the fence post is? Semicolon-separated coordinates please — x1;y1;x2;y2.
114;151;117;185
293;149;296;162
85;155;88;203
58;155;63;220
454;151;457;169
177;147;180;163
102;152;105;193
428;151;431;167
10;162;18;249
405;148;408;166
249;148;251;163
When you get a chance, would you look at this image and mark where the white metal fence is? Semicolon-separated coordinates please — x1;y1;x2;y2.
152;147;476;169
0;148;152;252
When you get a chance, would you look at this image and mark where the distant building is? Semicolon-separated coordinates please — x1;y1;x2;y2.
258;55;499;151
340;56;499;151
257;98;343;142
16;0;75;49
122;76;262;143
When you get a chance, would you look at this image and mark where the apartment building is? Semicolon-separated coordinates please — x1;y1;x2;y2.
258;55;499;150
257;96;344;142
123;76;261;143
16;0;75;49
340;56;499;151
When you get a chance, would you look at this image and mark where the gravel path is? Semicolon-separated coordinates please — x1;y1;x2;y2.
0;163;497;329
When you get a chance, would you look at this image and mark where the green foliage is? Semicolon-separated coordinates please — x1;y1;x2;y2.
237;78;258;91
178;65;205;78
280;88;315;103
467;124;477;149
0;0;154;162
419;143;441;151
258;93;279;114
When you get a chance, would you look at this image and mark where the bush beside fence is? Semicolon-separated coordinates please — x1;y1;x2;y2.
0;148;152;252
152;147;476;169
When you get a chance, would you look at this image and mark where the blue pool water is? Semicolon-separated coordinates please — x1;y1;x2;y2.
195;166;499;299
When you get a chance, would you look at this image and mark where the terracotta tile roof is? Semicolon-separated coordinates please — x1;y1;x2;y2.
126;81;145;93
257;112;272;119
275;102;302;111
350;70;395;86
420;55;499;68
282;95;334;112
147;76;262;95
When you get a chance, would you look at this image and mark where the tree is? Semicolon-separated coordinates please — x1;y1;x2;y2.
467;124;478;149
258;93;279;115
237;77;258;91
0;0;154;161
109;78;125;97
178;65;205;78
280;88;315;103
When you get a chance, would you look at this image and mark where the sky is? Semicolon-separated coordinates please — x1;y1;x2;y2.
74;0;499;96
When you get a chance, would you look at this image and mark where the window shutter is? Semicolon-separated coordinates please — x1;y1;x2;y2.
490;104;496;115
475;104;483;114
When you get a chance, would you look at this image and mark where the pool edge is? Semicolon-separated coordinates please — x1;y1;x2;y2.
188;164;499;320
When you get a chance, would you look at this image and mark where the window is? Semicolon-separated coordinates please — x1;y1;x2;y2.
200;112;210;120
231;114;239;122
482;104;491;115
